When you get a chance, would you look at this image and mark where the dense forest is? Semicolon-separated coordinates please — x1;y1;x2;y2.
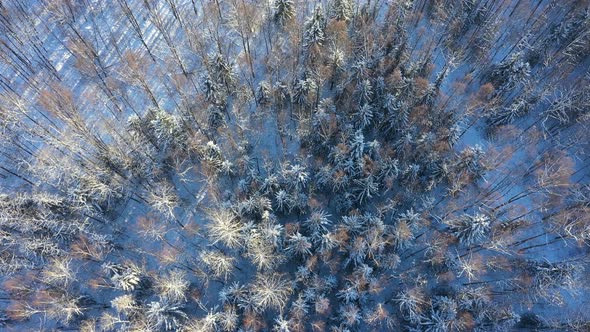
0;0;589;331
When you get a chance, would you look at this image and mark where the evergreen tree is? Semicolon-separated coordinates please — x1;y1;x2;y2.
330;0;353;22
274;0;295;26
304;5;326;48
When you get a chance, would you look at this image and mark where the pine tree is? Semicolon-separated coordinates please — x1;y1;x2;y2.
154;269;189;302
282;163;310;191
147;182;179;221
330;0;353;22
219;305;239;332
285;232;312;257
303;5;326;48
251;273;293;312
211;53;236;91
303;209;332;238
46;294;84;324
275;189;292;212
274;0;295;26
446;213;491;245
206;209;244;249
489;51;530;91
350;129;365;162
339;303;361;327
273;316;292;332
354;175;379;203
146;298;188;331
103;262;142;291
201;250;236;280
256;80;272;104
395;288;425;324
148;109;186;151
41;257;76;287
111;294;139;317
293;77;317;106
356;79;373;105
245;233;285;271
202;74;221;103
355;103;374;129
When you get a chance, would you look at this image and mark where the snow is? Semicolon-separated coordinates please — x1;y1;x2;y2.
0;0;588;330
